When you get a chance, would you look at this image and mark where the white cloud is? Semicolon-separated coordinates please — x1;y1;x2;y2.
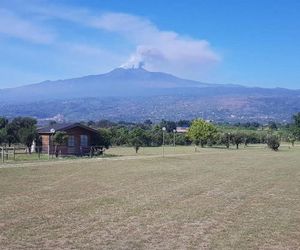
0;8;54;44
91;13;221;74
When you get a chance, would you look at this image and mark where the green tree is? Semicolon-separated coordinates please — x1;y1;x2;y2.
175;133;192;146
149;125;163;146
0;128;7;145
5;123;19;146
293;112;300;127
129;127;148;153
187;119;217;147
110;127;129;146
18;127;38;153
231;132;245;149
0;117;8;145
0;117;8;129
92;129;111;149
6;117;37;146
219;132;232;149
244;132;261;145
291;112;300;139
53;132;68;157
12;117;37;128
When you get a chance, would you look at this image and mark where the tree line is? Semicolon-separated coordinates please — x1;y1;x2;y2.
86;113;300;152
0;113;299;153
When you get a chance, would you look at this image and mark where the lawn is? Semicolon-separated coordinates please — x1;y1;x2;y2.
0;146;300;249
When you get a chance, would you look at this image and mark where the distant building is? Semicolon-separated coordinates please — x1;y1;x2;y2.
37;123;99;155
176;127;189;133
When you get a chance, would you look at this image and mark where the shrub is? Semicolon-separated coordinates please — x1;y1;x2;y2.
267;135;280;151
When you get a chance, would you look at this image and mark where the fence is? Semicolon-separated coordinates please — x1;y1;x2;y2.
0;146;45;163
0;145;106;163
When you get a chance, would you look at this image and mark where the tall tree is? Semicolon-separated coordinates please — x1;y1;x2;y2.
291;112;300;139
129;127;149;153
6;117;37;146
18;127;38;153
231;132;245;149
219;132;232;149
5;123;19;146
187;119;217;147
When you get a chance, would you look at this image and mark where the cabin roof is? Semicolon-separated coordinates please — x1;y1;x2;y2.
37;123;98;134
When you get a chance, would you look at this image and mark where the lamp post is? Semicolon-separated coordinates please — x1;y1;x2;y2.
227;132;231;149
173;129;176;151
50;128;55;158
162;127;166;157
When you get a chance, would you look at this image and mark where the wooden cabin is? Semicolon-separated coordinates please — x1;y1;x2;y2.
37;123;99;155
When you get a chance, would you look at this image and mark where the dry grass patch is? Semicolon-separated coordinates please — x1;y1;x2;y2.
0;146;300;249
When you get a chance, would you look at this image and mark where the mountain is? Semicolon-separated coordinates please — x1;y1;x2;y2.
0;67;212;104
0;67;299;122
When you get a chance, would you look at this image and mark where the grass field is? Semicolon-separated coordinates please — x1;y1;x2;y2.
1;146;300;249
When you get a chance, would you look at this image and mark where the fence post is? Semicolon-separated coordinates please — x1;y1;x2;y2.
48;145;50;160
38;146;41;160
13;147;15;161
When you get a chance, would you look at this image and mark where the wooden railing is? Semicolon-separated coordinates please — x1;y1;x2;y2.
0;145;107;163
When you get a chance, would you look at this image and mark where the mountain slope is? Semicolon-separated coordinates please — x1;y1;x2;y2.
0;67;213;104
1;67;299;103
0;67;299;122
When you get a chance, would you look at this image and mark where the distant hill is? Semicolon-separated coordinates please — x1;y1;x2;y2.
0;67;299;122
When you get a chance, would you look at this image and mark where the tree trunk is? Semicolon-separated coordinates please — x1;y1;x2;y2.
55;145;58;158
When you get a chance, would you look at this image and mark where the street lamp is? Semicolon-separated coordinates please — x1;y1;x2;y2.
50;128;55;158
173;129;176;151
162;127;166;157
227;132;231;149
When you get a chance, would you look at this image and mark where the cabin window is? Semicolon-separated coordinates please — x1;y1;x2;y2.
68;135;75;147
80;135;88;147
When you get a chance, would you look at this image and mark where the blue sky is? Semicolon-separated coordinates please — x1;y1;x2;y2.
0;0;299;89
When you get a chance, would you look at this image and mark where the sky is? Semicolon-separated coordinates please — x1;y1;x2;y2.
0;0;300;89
